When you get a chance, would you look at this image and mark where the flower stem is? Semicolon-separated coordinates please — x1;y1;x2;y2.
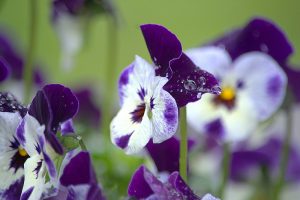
273;107;293;200
179;107;188;182
217;142;231;199
78;136;87;151
102;17;119;138
24;0;38;104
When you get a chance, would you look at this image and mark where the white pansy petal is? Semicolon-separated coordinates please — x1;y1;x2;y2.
17;114;45;156
186;46;232;80
152;90;178;143
54;14;84;70
233;52;287;120
126;114;153;154
21;154;45;200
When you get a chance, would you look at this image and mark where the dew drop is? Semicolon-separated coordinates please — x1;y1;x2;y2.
196;93;202;99
183;79;197;91
211;85;222;95
199;77;206;86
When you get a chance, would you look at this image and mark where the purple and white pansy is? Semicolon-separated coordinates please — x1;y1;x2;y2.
111;55;178;154
128;165;220;200
186;18;289;142
140;24;221;107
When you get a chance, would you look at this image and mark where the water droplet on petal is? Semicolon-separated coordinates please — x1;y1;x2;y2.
260;44;269;53
197;93;202;99
211;85;222;95
199;77;206;86
183;79;197;91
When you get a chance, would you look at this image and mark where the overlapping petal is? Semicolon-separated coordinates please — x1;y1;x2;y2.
0;58;10;82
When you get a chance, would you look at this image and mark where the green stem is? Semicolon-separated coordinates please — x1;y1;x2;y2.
78;136;87;151
273;107;293;200
179;107;188;182
102;17;119;137
24;0;38;104
217;142;231;199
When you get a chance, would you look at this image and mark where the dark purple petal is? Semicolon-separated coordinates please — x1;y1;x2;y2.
0;58;10;82
282;65;300;103
0;92;27;117
146;137;195;173
210;17;293;63
0;177;24;200
61;119;75;136
20;187;34;200
42;84;79;132
74;88;101;128
230;137;300;182
115;133;132;149
140;24;182;76
164;53;220;107
204;118;225;140
60;151;98;186
128;165;154;198
168;172;201;200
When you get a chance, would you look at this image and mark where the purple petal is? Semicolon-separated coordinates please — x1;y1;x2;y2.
0;177;24;200
52;0;85;21
146;137;195;173
164;53;220;107
42;84;79;132
0;58;10;82
168;172;201;200
118;63;134;105
128;165;154;198
74;88;101;128
204;118;225;140
210;17;293;63
0;92;27;117
61;119;75;136
283;64;300;103
140;24;182;76
20;187;34;200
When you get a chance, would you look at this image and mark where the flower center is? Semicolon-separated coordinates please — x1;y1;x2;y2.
131;103;146;123
18;147;28;157
213;86;236;110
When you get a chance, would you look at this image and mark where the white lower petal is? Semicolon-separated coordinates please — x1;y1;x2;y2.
21;154;45;200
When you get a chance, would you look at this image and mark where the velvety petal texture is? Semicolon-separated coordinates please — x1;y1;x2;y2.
111;56;178;154
0;92;27;117
187;47;287;142
49;150;105;200
146;136;195;173
128;165;219;200
141;24;220;107
0;58;10;82
29;84;79;154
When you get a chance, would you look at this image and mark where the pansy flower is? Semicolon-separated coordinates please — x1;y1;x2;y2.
128;165;219;200
0;93;55;200
186;18;288;142
45;150;105;200
111;55;178;154
140;24;220;107
52;0;119;70
0;58;9;82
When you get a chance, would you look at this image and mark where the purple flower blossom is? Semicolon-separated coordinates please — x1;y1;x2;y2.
111;56;178;154
141;24;220;107
128;165;219;200
186;18;288;142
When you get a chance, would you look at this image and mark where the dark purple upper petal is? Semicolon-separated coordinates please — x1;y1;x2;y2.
146;136;195;173
74;88;101;128
210;17;293;63
164;53;220;107
0;58;10;82
140;24;182;76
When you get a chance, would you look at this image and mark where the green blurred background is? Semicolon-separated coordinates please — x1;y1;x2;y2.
0;0;299;90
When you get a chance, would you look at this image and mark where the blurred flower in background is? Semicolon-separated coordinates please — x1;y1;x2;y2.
52;0;119;70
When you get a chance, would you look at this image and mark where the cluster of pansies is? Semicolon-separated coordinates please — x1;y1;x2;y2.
1;0;300;199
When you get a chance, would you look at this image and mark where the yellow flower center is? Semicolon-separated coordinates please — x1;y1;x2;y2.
219;86;235;101
18;147;28;157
